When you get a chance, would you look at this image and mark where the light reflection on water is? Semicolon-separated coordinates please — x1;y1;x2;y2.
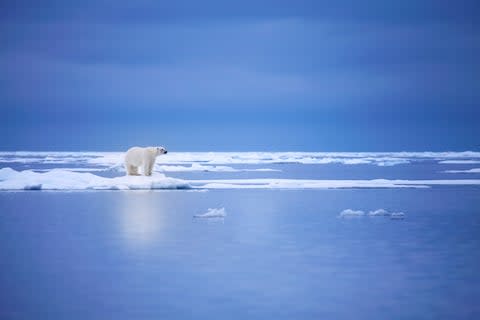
118;191;165;248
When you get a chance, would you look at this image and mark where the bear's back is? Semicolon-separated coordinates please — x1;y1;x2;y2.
125;147;146;166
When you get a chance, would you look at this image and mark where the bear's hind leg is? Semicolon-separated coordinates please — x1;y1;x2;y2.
128;165;139;176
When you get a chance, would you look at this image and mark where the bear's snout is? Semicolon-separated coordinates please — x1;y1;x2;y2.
164;150;168;154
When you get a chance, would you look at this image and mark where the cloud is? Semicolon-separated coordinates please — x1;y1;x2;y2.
2;1;478;26
1;18;478;114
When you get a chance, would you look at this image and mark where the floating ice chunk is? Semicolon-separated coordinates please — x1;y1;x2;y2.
2;167;480;191
390;212;406;220
156;163;279;172
157;163;239;172
0;167;18;180
342;208;406;219
444;168;480;174
189;178;480;189
0;168;190;190
439;160;480;164
339;209;365;217
376;159;410;166
368;209;391;216
194;208;226;218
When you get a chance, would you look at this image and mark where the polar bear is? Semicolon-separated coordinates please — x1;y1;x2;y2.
124;146;168;176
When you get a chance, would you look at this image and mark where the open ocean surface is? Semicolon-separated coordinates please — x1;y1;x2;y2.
0;151;480;319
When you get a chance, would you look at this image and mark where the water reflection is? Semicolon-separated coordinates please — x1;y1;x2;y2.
118;191;165;248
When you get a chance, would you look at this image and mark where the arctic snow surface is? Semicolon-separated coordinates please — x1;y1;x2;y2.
1;151;480;191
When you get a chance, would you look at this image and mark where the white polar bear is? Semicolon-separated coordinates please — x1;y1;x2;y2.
124;146;168;176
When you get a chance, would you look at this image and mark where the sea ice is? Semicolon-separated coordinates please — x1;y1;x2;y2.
0;168;190;190
194;208;226;218
390;212;406;220
2;167;480;191
368;209;391;216
342;208;406;219
3;151;480;168
339;209;365;217
444;168;480;174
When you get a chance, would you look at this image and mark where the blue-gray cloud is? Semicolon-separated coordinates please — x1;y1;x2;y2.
1;18;478;112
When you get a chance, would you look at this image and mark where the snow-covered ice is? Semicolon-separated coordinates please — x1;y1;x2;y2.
0;168;190;190
2;151;480;168
194;208;227;218
188;178;480;189
2;167;480;191
444;168;480;174
390;212;406;220
341;208;406;219
339;209;365;217
367;209;391;216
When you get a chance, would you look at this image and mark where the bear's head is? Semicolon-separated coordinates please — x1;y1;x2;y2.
156;146;168;156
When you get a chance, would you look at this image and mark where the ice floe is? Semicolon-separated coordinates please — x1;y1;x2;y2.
444;168;480;174
340;208;406;219
1;168;480;191
339;209;365;217
2;151;480;168
0;168;190;190
188;178;480;189
390;212;406;220
367;209;390;216
194;208;226;218
439;160;480;164
156;163;280;173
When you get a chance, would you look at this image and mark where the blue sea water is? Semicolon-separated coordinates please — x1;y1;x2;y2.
0;152;479;319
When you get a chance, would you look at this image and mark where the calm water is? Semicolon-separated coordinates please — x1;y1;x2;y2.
1;188;479;319
1;152;480;319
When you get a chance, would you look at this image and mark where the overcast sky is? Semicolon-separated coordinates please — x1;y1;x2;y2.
1;0;479;151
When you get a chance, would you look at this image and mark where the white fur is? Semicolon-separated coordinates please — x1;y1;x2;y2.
124;146;167;176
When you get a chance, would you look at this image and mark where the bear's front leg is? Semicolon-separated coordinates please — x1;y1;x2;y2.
144;163;152;176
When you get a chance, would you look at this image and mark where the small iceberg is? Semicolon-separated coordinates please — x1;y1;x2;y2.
390;212;406;220
340;208;406;220
339;209;365;217
368;209;391;216
194;208;226;218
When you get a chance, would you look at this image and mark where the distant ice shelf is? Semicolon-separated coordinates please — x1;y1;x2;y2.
1;151;480;168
